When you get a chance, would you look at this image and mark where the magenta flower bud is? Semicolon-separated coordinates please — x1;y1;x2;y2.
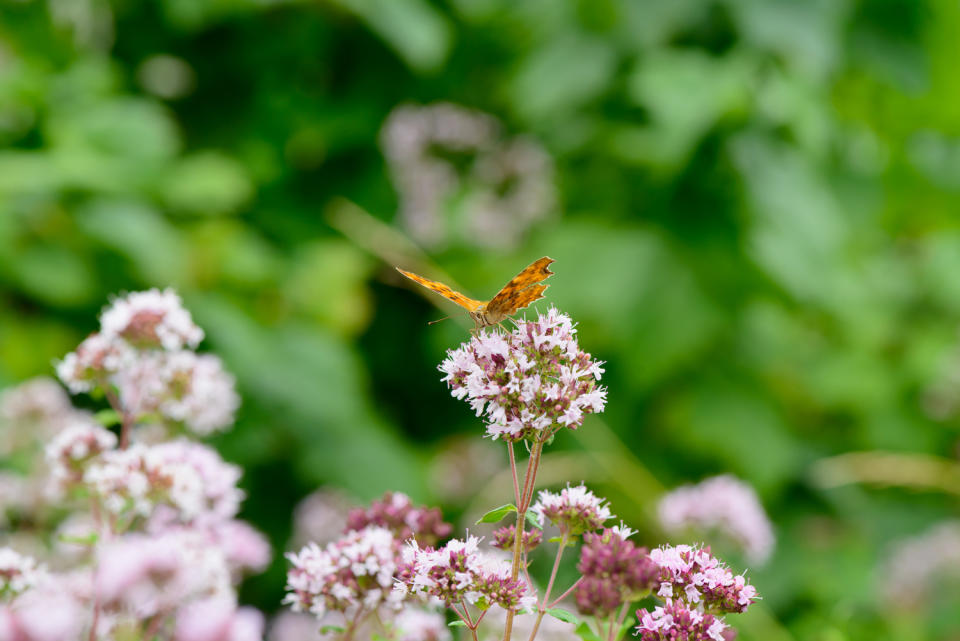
575;528;656;617
345;492;451;546
491;524;542;554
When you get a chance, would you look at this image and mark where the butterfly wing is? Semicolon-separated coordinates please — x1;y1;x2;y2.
485;257;555;318
396;268;484;312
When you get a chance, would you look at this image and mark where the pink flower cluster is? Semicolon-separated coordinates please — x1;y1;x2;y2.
0;290;269;641
77;439;243;523
345;491;452;546
0;548;47;600
439;308;607;441
531;484;613;535
380;102;555;251
658;476;775;564
636;601;728;641
649;544;757;615
285;526;403;619
57;288;238;436
576;528;657;617
397;535;536;611
491;524;542;554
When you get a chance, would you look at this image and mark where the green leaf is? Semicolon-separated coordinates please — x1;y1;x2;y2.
575;621;604;641
546;608;580;625
94;409;121;427
319;625;345;634
526;511;543;530
448;621;468;628
476;504;517;524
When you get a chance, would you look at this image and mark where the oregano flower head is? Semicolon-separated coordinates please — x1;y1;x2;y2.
439;308;606;442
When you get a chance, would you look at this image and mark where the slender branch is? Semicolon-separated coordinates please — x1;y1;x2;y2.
548;577;583;608
508;443;521;507
526;531;569;641
503;441;545;641
611;602;630;641
102;384;133;450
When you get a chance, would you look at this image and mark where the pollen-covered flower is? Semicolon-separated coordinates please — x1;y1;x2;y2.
99;288;204;351
658;476;775;565
0;548;47;600
635;601;728;641
45;420;118;493
285;526;402;620
576;528;656;617
491;524;542;554
649;545;757;615
439;308;606;442
396;536;535;611
345;492;452;547
530;484;612;534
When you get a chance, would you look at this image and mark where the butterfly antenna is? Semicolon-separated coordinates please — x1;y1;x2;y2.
427;316;450;325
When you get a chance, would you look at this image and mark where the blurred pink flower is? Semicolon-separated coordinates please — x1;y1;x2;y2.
99;288;203;351
174;597;264;641
658;475;775;565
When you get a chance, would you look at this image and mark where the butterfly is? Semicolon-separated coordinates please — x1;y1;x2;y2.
396;257;555;330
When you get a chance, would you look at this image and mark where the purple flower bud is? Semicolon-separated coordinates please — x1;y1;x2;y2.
345;492;451;547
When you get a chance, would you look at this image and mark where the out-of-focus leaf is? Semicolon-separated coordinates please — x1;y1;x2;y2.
510;34;616;123
8;244;96;307
476;503;517;524
75;199;189;286
158;151;253;216
283;240;375;337
330;0;453;72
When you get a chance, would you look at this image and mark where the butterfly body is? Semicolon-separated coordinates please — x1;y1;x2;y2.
397;257;555;330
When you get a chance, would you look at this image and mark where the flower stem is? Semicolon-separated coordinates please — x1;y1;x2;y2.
548;577;583;608
526;530;569;641
503;440;544;641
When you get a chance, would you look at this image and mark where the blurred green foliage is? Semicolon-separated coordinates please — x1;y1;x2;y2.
3;0;960;638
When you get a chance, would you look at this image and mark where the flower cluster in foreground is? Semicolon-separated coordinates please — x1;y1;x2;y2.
397;535;536;612
633;544;758;641
57;288;238;436
0;289;268;641
440;308;607;441
531;484;613;535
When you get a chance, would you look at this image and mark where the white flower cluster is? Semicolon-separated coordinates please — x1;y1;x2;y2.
397;535;537;612
57;288;238;436
440;308;607;441
658;475;775;564
46;420;118;493
285;526;402;619
82;439;243;522
99;288;204;351
530;484;613;535
0;548;47;600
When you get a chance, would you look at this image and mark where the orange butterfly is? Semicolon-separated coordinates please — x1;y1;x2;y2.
396;257;555;330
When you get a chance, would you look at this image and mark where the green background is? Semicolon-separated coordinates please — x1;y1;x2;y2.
2;0;960;638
